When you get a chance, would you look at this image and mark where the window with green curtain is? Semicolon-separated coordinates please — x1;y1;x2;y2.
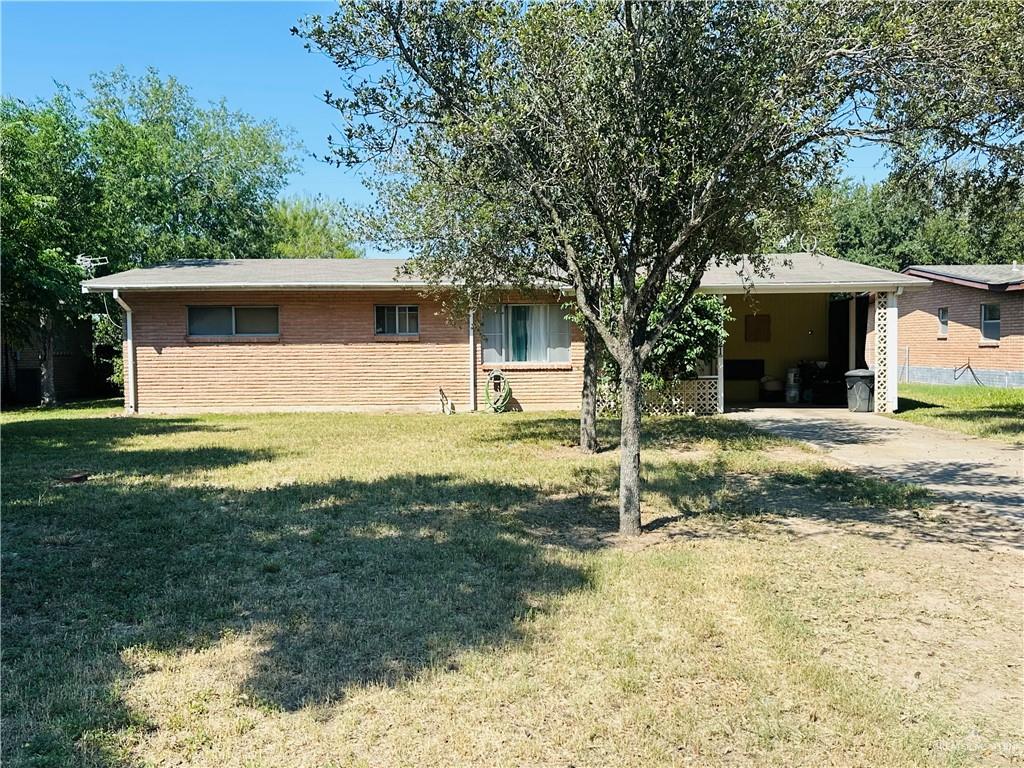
509;305;531;361
484;304;570;363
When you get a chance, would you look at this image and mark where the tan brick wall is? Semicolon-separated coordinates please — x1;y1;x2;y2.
478;357;584;413
866;284;1023;373
123;290;583;413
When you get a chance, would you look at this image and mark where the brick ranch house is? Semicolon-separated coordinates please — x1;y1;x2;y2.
865;264;1023;388
81;253;927;415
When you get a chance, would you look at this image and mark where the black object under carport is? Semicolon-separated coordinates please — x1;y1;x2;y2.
845;369;875;412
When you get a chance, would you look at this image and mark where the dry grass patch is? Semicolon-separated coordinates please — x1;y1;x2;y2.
2;403;1020;767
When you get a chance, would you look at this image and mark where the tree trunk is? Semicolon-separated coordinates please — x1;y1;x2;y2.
618;355;643;536
579;322;600;453
2;344;16;404
39;313;57;407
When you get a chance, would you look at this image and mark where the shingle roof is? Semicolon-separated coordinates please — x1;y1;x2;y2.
81;258;421;291
698;253;928;293
81;253;927;294
902;264;1024;291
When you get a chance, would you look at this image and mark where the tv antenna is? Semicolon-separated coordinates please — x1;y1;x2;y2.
75;254;109;275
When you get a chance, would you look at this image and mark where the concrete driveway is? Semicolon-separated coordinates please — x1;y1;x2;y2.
727;407;1024;520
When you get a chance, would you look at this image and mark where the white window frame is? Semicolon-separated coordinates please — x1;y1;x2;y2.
374;304;420;336
187;306;279;337
483;303;570;364
937;306;949;338
980;303;1000;342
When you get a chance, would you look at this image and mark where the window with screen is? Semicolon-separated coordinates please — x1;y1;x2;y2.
937;307;949;337
375;305;419;336
187;306;278;336
482;304;570;363
981;303;1000;341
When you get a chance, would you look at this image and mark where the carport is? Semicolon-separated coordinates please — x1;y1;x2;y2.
697;254;930;414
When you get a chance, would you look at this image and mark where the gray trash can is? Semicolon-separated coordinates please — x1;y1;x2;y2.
845;369;875;412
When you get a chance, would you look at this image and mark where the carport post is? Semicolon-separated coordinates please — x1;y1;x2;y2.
847;298;856;371
716;341;725;413
873;290;900;413
716;295;725;413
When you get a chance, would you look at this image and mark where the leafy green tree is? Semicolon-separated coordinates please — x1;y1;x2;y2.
1;95;97;404
269;196;360;258
2;70;298;404
300;1;1022;535
646;294;730;383
815;177;1023;270
85;69;297;270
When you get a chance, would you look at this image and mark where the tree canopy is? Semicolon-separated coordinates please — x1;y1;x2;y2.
299;0;1022;535
86;69;297;268
269;196;361;259
813;176;1023;271
2;70;298;348
1;95;97;344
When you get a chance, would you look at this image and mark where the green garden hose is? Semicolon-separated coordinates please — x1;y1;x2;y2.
486;369;512;412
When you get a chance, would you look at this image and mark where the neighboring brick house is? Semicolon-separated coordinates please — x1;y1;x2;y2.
82;255;926;414
866;264;1023;388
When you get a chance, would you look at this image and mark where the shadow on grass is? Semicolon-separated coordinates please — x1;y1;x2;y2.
2;418;598;766
2;411;1013;767
0;396;124;414
639;457;1019;552
895;397;941;414
922;404;1024;442
897;395;1024;443
489;413;783;453
0;415;251;480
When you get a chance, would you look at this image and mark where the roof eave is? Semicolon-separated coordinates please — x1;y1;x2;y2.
902;268;1024;292
698;280;930;295
81;281;433;293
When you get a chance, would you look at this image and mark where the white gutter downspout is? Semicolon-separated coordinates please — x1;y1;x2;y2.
468;310;477;411
112;290;137;414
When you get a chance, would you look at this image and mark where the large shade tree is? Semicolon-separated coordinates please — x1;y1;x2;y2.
300;0;1023;535
85;69;296;269
2;70;298;404
1;96;98;404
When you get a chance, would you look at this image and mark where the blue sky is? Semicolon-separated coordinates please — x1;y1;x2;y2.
2;0;890;208
2;1;371;203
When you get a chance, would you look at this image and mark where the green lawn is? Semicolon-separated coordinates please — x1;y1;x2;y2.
896;383;1024;444
2;402;1020;767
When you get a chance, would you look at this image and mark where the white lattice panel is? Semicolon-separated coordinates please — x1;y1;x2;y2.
874;291;898;413
597;377;720;417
